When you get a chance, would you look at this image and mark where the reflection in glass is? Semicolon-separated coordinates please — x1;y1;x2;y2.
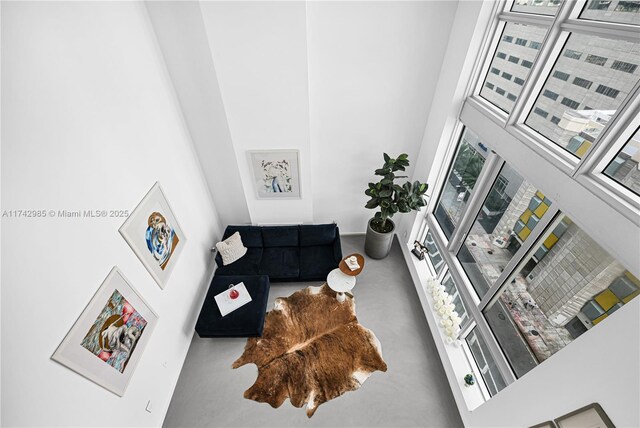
603;127;640;196
442;272;469;326
480;22;547;113
465;328;508;396
581;0;640;25
424;230;445;275
458;164;552;299
483;215;640;378
525;33;640;158
511;0;561;16
434;128;487;239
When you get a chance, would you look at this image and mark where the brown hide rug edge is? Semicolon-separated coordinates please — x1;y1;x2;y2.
232;284;387;417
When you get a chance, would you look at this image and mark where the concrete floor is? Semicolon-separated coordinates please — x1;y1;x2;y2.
163;235;464;428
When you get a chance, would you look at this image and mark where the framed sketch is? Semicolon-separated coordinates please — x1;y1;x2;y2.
51;267;158;396
120;182;186;289
555;403;615;428
248;150;301;199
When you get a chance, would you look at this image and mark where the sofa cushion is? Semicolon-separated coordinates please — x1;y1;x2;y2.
262;226;299;247
223;225;263;248
216;247;262;275
195;274;270;338
299;224;337;246
259;247;300;279
299;245;339;281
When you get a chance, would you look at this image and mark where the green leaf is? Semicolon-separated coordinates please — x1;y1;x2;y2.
390;203;399;213
397;153;408;160
380;200;391;209
365;188;375;197
379;189;392;197
375;168;390;176
365;198;379;209
383;153;390;163
380;178;392;185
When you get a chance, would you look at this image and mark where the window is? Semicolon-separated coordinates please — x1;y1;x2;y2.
501;72;512;81
496;52;507;59
441;272;470;326
611;60;638;73
480;22;546;113
552;70;570;81
585;54;608;66
534;107;549;118
457;164;553;299
563;49;583;60
483;215;639;378
434;129;487;239
424;230;445;275
595;84;621;99
420;1;640;404
466;328;508;396
572;77;593;89
525;34;640;158
560;97;580;109
511;0;561;16
581;0;640;25
603;127;640;196
503;35;514;43
529;41;542;50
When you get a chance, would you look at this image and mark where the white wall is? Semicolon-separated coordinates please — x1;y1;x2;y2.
306;1;458;233
1;2;221;426
200;1;314;225
145;1;250;228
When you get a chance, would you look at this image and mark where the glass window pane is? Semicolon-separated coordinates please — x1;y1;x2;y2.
483;215;640;378
465;328;508;396
525;34;640;159
603;127;640;196
457;164;553;299
512;0;562;16
424;230;445;275
434;128;488;239
441;272;470;326
580;0;640;25
480;22;547;113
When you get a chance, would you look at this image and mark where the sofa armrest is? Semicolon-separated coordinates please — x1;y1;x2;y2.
332;227;343;263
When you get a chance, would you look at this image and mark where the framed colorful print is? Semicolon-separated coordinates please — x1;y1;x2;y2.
120;182;186;289
248;150;301;199
555;403;615;428
51;267;158;397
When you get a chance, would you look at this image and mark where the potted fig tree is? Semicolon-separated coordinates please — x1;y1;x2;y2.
364;153;428;259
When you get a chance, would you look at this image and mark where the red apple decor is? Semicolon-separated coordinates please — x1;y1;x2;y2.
229;289;240;300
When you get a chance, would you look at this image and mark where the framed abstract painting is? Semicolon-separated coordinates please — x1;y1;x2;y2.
120;182;186;289
248;150;301;199
51;267;158;396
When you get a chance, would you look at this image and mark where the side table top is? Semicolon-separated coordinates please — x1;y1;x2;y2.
327;268;356;293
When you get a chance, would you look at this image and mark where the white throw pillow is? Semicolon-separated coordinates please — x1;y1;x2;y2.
216;232;248;266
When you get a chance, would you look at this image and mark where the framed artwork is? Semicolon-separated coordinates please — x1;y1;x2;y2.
248;150;301;199
120;182;186;289
530;422;557;428
555;403;615;428
51;267;158;396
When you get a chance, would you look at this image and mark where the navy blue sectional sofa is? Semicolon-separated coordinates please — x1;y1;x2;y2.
195;223;342;338
214;223;342;282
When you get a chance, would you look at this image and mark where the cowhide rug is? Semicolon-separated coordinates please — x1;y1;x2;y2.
232;283;387;417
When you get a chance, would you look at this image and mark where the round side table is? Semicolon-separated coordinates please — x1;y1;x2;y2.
327;268;356;302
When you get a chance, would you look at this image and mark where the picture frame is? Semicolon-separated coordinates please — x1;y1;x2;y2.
51;266;159;397
120;182;186;289
554;403;615;428
248;150;301;199
529;421;557;428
